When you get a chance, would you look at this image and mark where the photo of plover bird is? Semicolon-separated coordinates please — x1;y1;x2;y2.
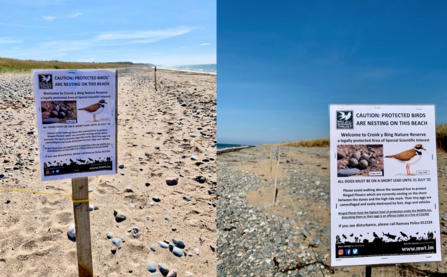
385;144;426;176
78;99;107;122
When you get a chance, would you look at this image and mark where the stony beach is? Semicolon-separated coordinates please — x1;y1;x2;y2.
0;67;217;276
217;145;447;277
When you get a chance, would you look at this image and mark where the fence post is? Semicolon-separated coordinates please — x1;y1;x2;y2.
72;177;93;277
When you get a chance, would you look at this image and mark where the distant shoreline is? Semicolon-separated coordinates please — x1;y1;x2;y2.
158;68;216;76
217;145;255;154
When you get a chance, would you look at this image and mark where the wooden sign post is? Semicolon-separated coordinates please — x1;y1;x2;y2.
154;66;157;91
366;264;397;277
272;147;281;206
72;177;93;277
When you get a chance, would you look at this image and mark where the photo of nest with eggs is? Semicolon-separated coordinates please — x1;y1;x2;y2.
337;144;384;177
41;101;77;124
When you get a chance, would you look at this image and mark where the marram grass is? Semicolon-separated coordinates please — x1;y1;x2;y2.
0;57;135;73
275;124;447;151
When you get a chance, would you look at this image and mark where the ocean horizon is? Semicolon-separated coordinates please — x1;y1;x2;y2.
158;64;216;75
217;143;252;151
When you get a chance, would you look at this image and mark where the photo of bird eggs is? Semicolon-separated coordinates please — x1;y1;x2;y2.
40;101;77;124
337;144;384;177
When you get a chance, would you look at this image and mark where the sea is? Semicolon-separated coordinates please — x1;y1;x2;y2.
217;143;251;152
158;64;216;75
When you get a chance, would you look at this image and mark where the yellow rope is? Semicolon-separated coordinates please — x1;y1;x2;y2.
0;73;150;203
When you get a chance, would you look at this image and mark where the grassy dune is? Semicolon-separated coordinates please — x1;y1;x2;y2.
277;123;447;151
0;57;137;73
437;123;447;151
279;137;330;148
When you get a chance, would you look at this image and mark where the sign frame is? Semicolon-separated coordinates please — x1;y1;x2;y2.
330;104;441;267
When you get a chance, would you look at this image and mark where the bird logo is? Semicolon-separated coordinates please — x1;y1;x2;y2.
40;75;51;83
336;110;354;129
78;99;108;122
338;111;351;121
385;144;426;176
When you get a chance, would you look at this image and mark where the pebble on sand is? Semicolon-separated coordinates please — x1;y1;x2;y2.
173;247;183;257
158;263;169;275
158;241;169;248
167;270;177;277
166;177;178;186
172;238;185;249
146;261;157;272
112;238;121;249
67;223;76;241
114;209;127;222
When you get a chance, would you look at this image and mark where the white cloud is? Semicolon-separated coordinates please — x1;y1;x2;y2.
69;12;82;18
96;27;192;44
42;12;82;21
0;37;23;44
43;27;194;52
42;16;57;21
200;43;210;46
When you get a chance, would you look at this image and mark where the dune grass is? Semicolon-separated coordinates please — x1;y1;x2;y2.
278;137;330;148
0;57;136;73
437;123;447;151
276;124;447;151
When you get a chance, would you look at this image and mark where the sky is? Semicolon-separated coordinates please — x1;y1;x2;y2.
218;0;447;145
0;0;215;65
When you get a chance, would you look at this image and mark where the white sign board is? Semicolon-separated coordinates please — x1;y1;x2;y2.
330;105;441;266
33;69;117;181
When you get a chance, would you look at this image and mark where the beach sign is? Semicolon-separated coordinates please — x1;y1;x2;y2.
33;69;118;276
33;69;118;181
329;104;441;266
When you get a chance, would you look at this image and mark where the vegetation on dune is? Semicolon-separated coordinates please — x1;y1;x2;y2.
276;124;447;151
278;137;330;148
436;123;447;151
0;57;140;73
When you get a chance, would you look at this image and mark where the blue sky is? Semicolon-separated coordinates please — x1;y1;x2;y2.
0;0;215;65
218;0;447;145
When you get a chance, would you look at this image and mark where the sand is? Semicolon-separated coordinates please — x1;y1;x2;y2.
219;145;447;276
0;67;216;276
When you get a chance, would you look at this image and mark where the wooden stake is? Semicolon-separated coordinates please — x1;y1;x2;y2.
154;66;157;91
366;264;397;277
272;147;281;206
72;177;93;277
270;147;272;173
